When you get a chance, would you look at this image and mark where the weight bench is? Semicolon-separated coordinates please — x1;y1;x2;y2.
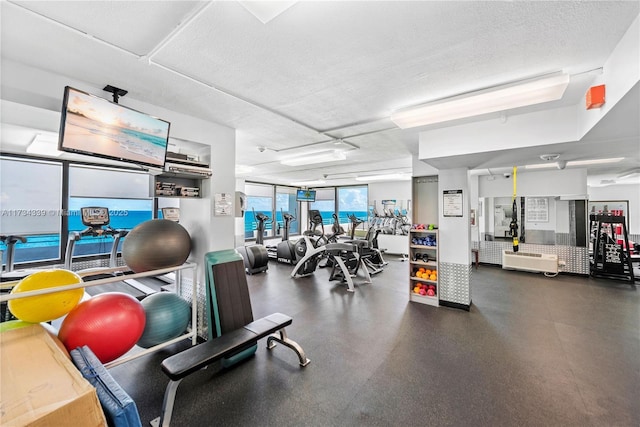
151;250;310;427
152;313;309;427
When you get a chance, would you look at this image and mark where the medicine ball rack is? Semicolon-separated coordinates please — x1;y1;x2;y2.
408;227;439;306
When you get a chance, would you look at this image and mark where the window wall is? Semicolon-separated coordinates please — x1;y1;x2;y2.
0;157;63;265
275;186;299;238
309;188;336;229
0;156;153;269
241;183;369;241
337;186;368;234
68;166;152;258
245;183;274;239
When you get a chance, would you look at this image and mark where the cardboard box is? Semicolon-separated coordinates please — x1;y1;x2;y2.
0;325;107;427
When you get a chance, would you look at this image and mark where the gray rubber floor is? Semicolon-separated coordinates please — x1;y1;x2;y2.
110;255;640;426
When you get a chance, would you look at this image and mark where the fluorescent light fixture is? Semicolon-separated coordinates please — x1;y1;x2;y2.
618;169;640;180
280;150;346;166
390;73;570;129
355;173;412;182
525;163;559;170
26;134;63;157
291;180;325;186
566;157;623;167
235;165;254;174
525;157;624;170
239;1;297;24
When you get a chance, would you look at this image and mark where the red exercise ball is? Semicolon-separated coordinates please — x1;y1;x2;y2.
58;292;146;363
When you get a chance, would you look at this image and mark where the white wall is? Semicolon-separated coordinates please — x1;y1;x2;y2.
419;106;579;159
479;168;587;198
588;183;640;234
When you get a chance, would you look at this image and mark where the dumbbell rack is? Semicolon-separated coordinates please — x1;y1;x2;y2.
409;228;439;306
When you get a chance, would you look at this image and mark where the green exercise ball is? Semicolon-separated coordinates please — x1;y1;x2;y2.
137;292;191;348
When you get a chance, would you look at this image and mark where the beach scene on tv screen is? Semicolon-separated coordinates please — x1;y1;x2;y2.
62;89;169;166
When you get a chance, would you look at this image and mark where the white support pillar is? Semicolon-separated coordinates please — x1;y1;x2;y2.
438;168;472;310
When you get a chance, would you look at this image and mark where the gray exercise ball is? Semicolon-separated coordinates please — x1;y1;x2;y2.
123;219;192;273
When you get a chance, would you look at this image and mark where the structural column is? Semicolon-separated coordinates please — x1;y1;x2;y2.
437;168;472;310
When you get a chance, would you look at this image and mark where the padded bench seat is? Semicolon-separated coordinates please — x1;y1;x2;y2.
162;313;297;380
152;312;309;427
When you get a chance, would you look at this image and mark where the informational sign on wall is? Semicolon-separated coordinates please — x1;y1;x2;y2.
443;189;463;217
526;197;549;222
214;193;233;216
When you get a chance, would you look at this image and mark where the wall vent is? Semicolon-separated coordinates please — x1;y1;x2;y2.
502;250;558;274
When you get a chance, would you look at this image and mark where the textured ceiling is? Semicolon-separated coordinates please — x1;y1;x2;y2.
1;1;638;187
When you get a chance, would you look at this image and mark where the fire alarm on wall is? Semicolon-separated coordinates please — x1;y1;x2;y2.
586;85;605;109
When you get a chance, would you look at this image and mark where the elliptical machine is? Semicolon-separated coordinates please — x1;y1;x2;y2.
290;210;329;277
236;208;269;275
347;213;387;274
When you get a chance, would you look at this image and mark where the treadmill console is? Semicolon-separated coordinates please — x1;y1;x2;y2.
81;207;110;226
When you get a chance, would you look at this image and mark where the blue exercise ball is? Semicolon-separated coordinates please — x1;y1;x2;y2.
137;292;191;348
123;219;191;273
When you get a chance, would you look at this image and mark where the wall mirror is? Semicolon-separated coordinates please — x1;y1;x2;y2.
478;197;587;247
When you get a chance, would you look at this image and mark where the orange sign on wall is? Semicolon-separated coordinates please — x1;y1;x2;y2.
586;85;606;109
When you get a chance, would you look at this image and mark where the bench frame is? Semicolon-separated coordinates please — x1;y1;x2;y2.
151;313;309;427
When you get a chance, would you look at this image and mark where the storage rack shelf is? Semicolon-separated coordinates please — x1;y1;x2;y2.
409;228;439;307
0;262;199;368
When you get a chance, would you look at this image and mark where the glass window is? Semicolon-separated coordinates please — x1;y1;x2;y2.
309;188;336;228
68;166;153;259
0;157;63;265
337;186;368;234
69;165;151;198
275;186;298;237
245;183;274;240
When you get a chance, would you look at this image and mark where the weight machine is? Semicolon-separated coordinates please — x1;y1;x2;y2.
589;214;635;284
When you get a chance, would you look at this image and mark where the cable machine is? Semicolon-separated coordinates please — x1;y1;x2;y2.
589;214;635;283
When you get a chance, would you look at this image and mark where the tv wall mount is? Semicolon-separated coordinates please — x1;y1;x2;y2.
103;85;128;104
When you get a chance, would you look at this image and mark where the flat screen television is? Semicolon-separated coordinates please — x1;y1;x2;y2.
296;189;316;202
58;86;170;169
